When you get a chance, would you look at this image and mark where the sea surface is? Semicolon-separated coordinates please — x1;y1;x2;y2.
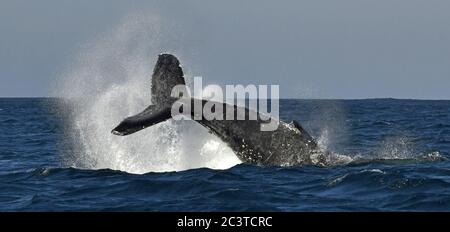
1;98;450;211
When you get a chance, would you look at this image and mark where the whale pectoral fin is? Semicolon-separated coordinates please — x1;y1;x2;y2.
111;105;172;136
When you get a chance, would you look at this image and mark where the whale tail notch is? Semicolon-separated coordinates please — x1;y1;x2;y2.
112;53;186;136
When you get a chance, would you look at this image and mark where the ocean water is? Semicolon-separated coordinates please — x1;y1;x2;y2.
1;98;449;211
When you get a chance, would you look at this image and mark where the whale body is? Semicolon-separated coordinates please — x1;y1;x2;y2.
112;54;327;166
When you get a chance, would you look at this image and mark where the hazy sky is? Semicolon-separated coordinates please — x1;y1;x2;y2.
1;0;449;99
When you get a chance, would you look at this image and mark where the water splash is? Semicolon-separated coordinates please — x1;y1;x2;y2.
313;129;444;166
55;14;240;174
373;136;445;163
315;128;354;166
376;136;416;160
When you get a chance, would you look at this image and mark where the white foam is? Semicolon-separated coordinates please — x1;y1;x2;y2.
361;169;386;174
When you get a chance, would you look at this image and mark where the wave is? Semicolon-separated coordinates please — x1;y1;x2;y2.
3;161;450;211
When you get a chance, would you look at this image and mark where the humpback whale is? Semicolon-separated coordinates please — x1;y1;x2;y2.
112;54;327;166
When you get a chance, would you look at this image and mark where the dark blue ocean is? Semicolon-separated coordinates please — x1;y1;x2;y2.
1;98;450;211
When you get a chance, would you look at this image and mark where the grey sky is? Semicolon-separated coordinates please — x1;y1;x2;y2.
1;0;449;99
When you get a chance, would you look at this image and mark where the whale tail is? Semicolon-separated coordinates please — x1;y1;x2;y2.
112;54;186;136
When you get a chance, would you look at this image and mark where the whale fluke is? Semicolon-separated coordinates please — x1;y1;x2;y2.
112;105;171;136
112;54;185;136
151;54;187;106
